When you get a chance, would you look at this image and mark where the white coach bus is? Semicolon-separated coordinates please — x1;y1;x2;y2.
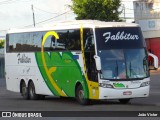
5;20;158;105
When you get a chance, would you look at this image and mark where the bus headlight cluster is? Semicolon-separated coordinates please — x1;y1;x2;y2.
99;83;113;88
140;81;150;87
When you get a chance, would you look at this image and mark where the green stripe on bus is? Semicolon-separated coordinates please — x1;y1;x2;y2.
35;52;89;98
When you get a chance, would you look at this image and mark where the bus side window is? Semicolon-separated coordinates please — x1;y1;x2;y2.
64;30;81;51
85;32;94;51
49;29;81;51
6;34;10;52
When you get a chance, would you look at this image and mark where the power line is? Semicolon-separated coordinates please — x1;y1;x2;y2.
0;0;18;5
0;0;31;5
37;11;71;24
0;0;14;3
125;7;134;10
0;30;7;32
34;6;58;14
121;0;134;2
23;10;71;27
0;10;72;31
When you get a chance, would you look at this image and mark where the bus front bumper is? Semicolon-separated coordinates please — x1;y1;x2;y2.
99;86;150;99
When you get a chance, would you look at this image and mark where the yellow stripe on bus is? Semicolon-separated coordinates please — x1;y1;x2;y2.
80;25;99;99
41;31;66;97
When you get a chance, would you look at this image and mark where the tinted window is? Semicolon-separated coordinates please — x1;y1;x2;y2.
7;32;43;52
7;29;82;52
47;29;81;51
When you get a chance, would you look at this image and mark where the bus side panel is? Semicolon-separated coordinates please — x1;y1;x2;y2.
5;66;20;92
5;53;53;95
35;51;89;98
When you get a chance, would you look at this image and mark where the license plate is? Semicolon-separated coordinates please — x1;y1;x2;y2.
123;91;132;95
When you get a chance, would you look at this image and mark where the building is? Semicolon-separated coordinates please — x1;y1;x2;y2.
134;0;160;65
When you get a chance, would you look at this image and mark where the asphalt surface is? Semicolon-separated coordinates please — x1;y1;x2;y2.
0;71;160;119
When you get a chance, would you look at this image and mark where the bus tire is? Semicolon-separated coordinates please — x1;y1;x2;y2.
28;81;39;100
119;99;130;104
21;81;29;100
39;95;45;100
76;84;89;105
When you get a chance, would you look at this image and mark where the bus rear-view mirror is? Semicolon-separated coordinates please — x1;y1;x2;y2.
94;55;101;71
148;53;159;70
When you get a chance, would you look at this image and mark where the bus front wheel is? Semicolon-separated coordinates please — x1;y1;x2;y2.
76;84;89;105
28;81;39;100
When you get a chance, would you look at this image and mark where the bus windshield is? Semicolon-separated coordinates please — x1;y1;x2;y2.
98;49;149;80
95;27;149;80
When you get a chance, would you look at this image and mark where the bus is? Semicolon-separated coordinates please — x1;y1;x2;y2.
5;20;158;105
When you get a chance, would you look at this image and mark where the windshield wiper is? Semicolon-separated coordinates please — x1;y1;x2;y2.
129;62;131;77
129;62;138;78
143;56;148;76
116;60;118;78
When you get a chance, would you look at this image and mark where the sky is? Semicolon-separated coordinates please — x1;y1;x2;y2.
0;0;135;37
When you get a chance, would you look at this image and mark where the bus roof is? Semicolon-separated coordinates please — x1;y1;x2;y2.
7;20;139;34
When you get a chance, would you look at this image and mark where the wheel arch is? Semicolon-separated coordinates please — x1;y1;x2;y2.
28;79;33;87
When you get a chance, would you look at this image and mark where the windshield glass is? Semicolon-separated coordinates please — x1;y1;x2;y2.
95;27;149;80
99;49;149;80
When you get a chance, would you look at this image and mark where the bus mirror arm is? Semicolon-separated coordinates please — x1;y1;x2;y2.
148;53;159;70
94;55;102;71
97;70;102;74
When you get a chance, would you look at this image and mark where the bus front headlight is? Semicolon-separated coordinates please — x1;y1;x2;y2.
99;83;113;88
140;81;150;87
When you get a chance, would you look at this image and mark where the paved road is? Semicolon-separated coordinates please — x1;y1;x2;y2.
0;72;160;119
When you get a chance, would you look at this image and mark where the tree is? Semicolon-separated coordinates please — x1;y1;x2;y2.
70;0;122;22
0;40;5;48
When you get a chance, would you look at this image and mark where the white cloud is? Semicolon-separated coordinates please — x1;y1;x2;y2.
0;0;73;36
0;0;135;36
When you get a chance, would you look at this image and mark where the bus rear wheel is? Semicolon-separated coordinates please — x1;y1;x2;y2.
21;81;29;100
76;84;89;105
28;81;39;100
119;99;130;104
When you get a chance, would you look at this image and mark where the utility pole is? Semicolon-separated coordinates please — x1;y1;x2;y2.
31;4;35;27
123;4;126;20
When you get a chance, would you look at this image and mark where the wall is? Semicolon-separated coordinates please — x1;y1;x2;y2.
146;38;160;65
133;0;160;65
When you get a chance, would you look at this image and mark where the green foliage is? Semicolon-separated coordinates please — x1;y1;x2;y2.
0;40;5;48
70;0;122;21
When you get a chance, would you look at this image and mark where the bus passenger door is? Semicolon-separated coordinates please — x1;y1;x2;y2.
83;29;99;99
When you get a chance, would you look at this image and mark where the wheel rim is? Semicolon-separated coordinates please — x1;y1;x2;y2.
22;86;27;96
78;90;84;101
29;86;34;97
